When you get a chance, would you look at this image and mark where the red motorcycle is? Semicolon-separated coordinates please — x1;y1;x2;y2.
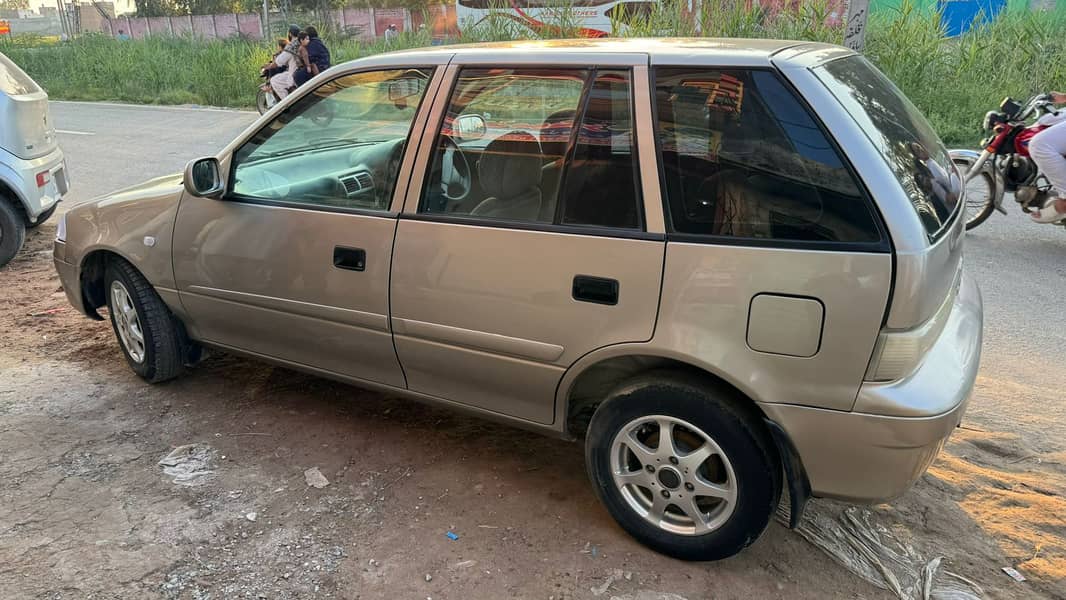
950;94;1066;230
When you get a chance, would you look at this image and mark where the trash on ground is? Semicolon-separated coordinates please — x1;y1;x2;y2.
445;531;459;541
304;467;330;488
591;568;625;596
245;512;257;522
790;503;983;600
28;307;64;317
453;559;477;569
158;443;218;487
1001;567;1027;582
607;593;688;600
424;573;432;582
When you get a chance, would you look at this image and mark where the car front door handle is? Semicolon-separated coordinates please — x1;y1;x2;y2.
572;275;619;305
333;246;366;272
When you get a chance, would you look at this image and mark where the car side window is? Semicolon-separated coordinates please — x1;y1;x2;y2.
230;68;433;212
654;68;883;244
558;70;642;229
420;68;589;223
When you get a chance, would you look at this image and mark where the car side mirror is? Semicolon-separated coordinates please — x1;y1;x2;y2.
184;157;224;199
454;114;487;142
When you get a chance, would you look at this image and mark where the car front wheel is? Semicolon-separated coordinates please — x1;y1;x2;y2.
105;258;188;383
585;371;781;561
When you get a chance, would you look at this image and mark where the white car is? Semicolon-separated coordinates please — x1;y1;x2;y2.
0;51;68;266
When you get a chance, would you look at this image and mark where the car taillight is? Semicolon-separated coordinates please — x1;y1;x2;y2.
865;274;959;383
36;170;50;188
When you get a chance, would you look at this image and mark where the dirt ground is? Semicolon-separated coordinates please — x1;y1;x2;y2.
1;225;1064;600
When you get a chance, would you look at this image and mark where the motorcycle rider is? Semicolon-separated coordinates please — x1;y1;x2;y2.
1028;91;1066;222
269;25;303;101
293;26;331;87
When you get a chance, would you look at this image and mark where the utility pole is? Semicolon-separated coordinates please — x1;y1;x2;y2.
56;0;70;39
262;0;269;38
843;0;870;52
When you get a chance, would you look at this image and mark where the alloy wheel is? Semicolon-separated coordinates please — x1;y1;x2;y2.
609;415;737;536
110;280;146;364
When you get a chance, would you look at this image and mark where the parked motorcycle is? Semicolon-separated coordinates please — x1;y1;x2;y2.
950;94;1066;230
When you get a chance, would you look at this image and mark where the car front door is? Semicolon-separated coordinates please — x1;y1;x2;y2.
172;65;445;388
389;59;666;425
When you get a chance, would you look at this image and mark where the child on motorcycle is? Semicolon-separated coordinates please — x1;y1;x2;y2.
268;26;304;101
1029;91;1066;222
260;38;289;80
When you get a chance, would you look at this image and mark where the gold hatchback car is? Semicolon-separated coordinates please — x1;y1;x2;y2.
54;39;982;560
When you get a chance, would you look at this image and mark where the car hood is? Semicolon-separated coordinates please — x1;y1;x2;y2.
91;173;185;210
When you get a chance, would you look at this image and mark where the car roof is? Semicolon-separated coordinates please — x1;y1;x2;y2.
347;37;852;70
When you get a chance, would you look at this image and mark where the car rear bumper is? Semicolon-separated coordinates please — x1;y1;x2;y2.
761;271;982;503
2;145;67;221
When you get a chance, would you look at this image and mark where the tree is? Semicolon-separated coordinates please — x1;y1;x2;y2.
0;0;30;11
134;0;181;17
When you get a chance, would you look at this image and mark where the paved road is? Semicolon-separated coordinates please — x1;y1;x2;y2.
51;101;259;208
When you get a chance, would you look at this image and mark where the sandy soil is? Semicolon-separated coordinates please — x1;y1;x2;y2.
0;225;1062;599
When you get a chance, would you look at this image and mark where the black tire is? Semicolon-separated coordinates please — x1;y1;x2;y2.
585;371;781;561
256;88;272;115
952;157;996;231
0;199;26;268
27;203;57;228
104;258;188;383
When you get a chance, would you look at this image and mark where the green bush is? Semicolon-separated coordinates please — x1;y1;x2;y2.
2;1;1064;146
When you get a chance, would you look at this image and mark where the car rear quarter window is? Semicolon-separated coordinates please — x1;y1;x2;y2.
0;53;41;96
813;55;960;240
654;67;884;246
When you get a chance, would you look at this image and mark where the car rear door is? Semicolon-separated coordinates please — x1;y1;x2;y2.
172;64;446;388
649;64;893;412
389;57;666;425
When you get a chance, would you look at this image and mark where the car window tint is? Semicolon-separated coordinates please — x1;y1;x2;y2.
814;56;959;240
558;69;642;230
655;68;882;244
231;68;433;212
420;68;589;223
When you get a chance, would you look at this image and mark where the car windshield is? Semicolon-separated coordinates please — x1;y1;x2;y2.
247;70;430;160
0;52;42;96
814;55;960;240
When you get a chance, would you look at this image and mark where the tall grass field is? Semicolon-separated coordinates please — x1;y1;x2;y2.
2;0;1065;146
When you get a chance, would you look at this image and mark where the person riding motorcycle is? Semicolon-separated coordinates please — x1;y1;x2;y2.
294;26;331;87
269;25;304;101
1028;91;1066;222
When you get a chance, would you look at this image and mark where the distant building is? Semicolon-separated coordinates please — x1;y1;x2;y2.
31;0;135;17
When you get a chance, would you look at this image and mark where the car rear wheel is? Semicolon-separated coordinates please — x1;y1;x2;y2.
0;199;27;268
105;258;187;383
585;371;780;561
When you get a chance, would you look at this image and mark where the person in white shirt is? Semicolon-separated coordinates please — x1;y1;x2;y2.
1029;91;1066;222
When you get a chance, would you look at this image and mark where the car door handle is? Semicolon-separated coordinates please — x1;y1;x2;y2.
572;275;619;306
333;246;366;272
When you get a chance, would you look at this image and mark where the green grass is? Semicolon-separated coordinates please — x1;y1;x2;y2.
2;1;1065;146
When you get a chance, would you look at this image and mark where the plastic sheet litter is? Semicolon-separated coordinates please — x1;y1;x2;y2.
158;443;218;487
787;502;984;600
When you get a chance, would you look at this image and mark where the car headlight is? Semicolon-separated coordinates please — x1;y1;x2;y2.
55;212;67;243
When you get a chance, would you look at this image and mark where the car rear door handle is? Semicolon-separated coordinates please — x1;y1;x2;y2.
333;246;366;272
572;275;619;305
